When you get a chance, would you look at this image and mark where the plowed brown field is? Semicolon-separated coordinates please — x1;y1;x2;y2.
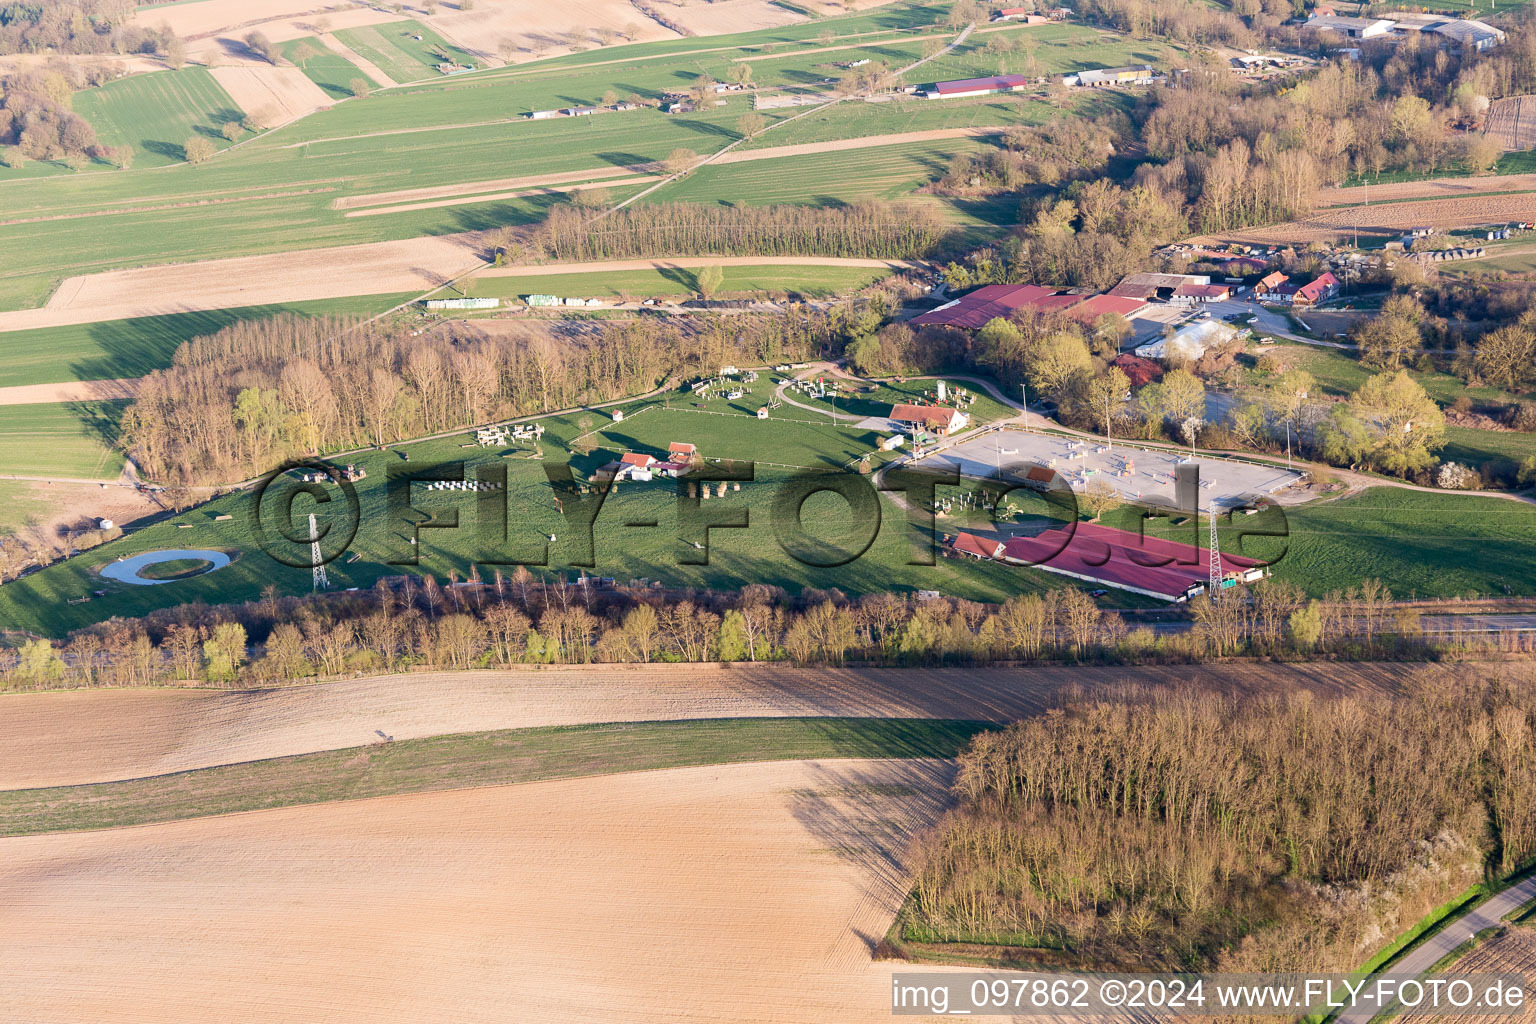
0;661;1410;789
0;759;957;1024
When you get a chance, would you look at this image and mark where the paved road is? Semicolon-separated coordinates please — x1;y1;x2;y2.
1331;873;1536;1024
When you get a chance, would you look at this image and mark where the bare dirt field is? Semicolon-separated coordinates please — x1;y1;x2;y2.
0;759;954;1024
344;175;659;217
423;0;679;65
318;31;399;88
716;126;1007;165
1486;95;1536;152
0;234;482;333
0;662;1410;789
1202;193;1536;246
666;0;806;35
1424;926;1536;1023
208;64;333;123
132;0;406;62
0;378;139;406
1317;173;1536;207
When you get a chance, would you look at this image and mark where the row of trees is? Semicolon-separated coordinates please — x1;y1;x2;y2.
530;201;949;263
1;571;1514;691
121;307;863;484
908;672;1536;970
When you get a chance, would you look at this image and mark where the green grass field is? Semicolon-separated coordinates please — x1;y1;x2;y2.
332;20;479;83
0;402;126;479
0;717;990;836
280;36;379;99
463;264;888;301
72;67;244;169
0;292;419;388
0;2;1168;310
656;138;999;208
0;384;1101;635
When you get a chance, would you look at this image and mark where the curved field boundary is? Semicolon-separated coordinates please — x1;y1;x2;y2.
0;662;1409;790
0;718;982;835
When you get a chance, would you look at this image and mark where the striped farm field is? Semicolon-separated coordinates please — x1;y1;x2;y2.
0;292;420;389
72;67;244;168
0;401;126;479
280;36;379;100
463;264;889;300
654;138;1001;207
332;20;478;83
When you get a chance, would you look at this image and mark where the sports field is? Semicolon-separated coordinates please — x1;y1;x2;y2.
0;401;126;479
72;67;244;169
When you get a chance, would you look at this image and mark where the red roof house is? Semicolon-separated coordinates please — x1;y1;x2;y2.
889;403;969;435
951;532;1005;560
669;442;699;459
1067;294;1150;324
1293;272;1339;306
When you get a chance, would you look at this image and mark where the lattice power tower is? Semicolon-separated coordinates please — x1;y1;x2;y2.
310;513;328;592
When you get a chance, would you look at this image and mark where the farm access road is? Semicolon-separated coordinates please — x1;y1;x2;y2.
1330;872;1536;1024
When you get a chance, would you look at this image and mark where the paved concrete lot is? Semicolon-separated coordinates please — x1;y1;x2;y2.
917;427;1307;509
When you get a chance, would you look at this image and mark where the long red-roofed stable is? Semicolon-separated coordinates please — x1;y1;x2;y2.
910;284;1080;329
999;522;1265;601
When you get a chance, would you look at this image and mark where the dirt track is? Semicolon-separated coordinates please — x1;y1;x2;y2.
0;759;957;1023
0;662;1410;789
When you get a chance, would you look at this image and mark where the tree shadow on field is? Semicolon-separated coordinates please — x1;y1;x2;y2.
785;758;957;915
142;139;184;161
675;119;735;140
595;151;653;170
657;266;700;293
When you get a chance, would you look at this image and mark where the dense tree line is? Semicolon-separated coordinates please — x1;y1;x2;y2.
0;1;171;55
120;309;863;484
906;673;1536;970
0;64;111;168
2;571;1521;690
529;201;949;262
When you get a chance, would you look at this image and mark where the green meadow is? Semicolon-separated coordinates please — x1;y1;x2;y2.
0;402;126;479
280;37;379;99
0;293;420;388
0;2;1169;311
332;20;480;83
72;67;244;168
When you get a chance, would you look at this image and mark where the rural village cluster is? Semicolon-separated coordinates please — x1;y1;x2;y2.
9;0;1536;1021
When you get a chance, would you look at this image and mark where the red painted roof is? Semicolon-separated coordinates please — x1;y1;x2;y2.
910;283;1071;329
930;74;1030;94
952;532;1003;559
1067;294;1148;323
889;403;960;428
620;452;655;467
669;442;697;455
1295;272;1339;302
1174;283;1231;298
998;6;1030;12
1258;271;1289;290
999;522;1262;600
